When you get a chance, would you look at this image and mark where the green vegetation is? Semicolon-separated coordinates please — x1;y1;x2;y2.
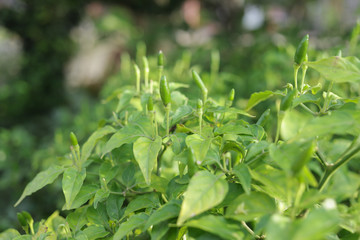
2;32;360;239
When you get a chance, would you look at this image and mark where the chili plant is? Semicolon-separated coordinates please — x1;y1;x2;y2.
3;34;360;240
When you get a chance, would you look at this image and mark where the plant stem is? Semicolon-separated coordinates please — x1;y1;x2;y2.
300;103;317;116
293;65;300;94
315;150;328;168
165;104;171;137
318;144;360;191
198;112;203;137
300;65;308;93
275;100;283;143
241;221;261;239
158;66;163;86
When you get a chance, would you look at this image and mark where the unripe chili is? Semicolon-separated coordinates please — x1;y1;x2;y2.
160;75;171;106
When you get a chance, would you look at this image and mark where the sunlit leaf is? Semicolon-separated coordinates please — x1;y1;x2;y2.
177;171;228;225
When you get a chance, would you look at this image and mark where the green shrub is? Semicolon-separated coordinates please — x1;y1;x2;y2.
2;35;360;240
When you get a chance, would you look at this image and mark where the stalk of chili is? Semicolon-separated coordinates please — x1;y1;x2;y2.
197;99;203;136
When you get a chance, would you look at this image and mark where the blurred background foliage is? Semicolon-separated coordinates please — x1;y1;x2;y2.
0;0;360;231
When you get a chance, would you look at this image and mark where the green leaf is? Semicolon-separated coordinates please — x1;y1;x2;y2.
150;174;169;193
133;136;162;185
177;171;228;225
0;229;20;240
113;213;149;240
145;200;181;229
207;106;254;117
226;192;276;221
102;116;153;155
184;215;244;240
69;184;98;209
266;208;340;240
121;162;136;187
171;133;187;155
66;207;88;232
244;141;269;162
106;194;125;220
15;165;64;207
306;56;360;83
166;176;189;200
170;105;193;126
115;90;135;113
292;94;320;108
74;231;88;240
269;140;316;175
293;208;340;240
150;221;171;240
265;214;292;240
13;236;32;240
214;120;251;136
246;90;281;111
93;189;110;209
62;168;86;210
86;205;108;226
83;225;109;240
295;111;358;139
250;165;290;202
232;164;251;194
123;193;159;218
81;125;116;163
185;134;212;164
99;161;119;184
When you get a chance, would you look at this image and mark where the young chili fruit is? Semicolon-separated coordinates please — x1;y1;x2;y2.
158;50;164;67
257;109;271;126
294;34;309;66
228;88;235;102
143;56;149;88
160;75;171;106
17;212;27;227
70;132;78;146
280;89;297;111
147;95;154;112
192;70;208;102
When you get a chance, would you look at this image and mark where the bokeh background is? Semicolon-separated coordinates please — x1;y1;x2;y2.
1;0;359;231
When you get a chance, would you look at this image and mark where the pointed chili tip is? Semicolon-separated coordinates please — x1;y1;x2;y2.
70;132;78;146
158;50;164;67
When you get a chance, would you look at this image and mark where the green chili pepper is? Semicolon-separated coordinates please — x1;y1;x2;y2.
17;212;27;227
160;75;171;106
188;148;198;177
158;50;164;67
143;56;149;88
294;34;309;66
256;109;271;126
147;95;154;112
192;70;208;102
70;132;78;146
21;211;33;223
228;88;235;102
134;63;141;93
280;89;297;111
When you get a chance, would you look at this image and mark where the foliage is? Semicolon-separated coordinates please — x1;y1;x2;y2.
3;35;360;240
